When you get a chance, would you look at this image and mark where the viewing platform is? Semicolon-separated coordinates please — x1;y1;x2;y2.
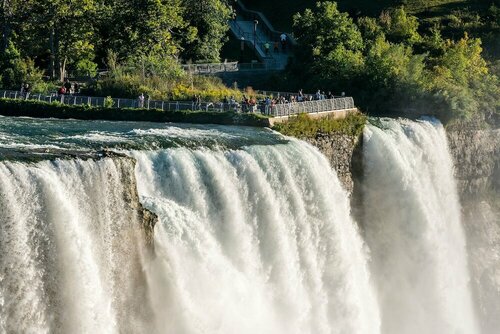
0;90;358;127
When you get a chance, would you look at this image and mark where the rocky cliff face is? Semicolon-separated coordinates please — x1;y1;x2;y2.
302;117;500;332
303;133;361;195
447;128;500;199
446;119;500;333
111;156;158;246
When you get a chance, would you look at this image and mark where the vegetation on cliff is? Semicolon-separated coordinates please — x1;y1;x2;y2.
272;112;367;138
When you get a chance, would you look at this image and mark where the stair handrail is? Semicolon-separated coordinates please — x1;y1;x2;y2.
234;0;297;47
231;20;277;62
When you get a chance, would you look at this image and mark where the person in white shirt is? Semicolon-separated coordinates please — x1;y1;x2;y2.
280;33;287;51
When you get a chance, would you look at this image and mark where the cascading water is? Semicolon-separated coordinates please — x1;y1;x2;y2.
0;158;154;333
131;141;380;334
0;116;494;333
0;116;380;334
361;118;479;334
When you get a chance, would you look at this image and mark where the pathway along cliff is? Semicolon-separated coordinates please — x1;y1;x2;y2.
0;116;498;333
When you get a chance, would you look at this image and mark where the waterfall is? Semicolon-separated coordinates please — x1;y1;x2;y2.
0;139;380;333
131;140;380;334
0;158;153;334
0;116;489;333
362;118;479;334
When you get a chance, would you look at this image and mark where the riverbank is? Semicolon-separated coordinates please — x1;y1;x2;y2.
0;98;270;127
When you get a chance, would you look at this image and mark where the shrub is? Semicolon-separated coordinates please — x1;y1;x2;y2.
273;112;367;138
104;96;115;108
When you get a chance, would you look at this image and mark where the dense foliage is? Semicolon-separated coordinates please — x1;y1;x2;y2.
85;51;244;101
289;2;500;120
0;0;232;87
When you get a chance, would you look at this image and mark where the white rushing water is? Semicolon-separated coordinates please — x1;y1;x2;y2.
0;158;153;333
131;140;380;334
0;139;380;334
362;118;479;334
0;118;488;333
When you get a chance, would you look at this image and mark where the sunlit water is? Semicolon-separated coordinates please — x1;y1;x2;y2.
0;116;491;333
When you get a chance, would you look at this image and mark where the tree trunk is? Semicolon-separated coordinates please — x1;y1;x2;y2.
1;0;11;53
49;27;55;78
59;56;67;82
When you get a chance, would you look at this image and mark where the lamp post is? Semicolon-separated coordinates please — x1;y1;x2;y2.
253;19;259;53
240;36;245;62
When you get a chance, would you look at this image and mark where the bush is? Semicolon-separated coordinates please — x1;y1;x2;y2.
272;112;367;138
104;96;115;108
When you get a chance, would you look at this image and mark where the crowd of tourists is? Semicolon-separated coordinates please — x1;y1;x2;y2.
185;89;346;115
57;79;80;95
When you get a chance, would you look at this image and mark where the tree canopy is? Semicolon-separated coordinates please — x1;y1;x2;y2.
290;1;499;120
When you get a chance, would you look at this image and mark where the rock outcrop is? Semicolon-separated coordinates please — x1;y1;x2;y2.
303;133;362;195
446;115;500;333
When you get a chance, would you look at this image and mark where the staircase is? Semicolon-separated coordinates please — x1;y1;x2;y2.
229;1;295;71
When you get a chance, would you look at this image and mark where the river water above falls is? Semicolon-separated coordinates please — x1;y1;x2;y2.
0;116;497;333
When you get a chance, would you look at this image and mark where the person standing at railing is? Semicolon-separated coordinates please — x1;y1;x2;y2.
274;41;279;53
58;86;66;96
138;93;145;108
280;33;287;52
64;79;72;95
23;83;30;99
264;42;270;55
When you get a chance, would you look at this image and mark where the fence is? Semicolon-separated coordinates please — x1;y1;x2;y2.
181;62;239;74
0;90;233;112
1;90;355;118
271;97;355;117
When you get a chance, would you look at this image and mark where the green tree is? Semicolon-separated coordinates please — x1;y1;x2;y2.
0;41;43;89
292;2;365;86
104;0;186;61
181;0;232;62
20;0;99;81
379;7;421;45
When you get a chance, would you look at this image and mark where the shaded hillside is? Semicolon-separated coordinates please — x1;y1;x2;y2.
245;0;495;32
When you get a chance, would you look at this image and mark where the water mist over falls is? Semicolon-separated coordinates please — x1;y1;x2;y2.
362;119;478;334
0;117;494;333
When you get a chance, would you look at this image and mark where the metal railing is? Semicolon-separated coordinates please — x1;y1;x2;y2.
0;90;237;113
181;62;239;74
271;97;356;117
1;90;355;118
235;0;296;48
230;20;276;62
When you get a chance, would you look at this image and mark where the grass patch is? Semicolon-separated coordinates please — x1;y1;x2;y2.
0;98;270;127
272;112;367;138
